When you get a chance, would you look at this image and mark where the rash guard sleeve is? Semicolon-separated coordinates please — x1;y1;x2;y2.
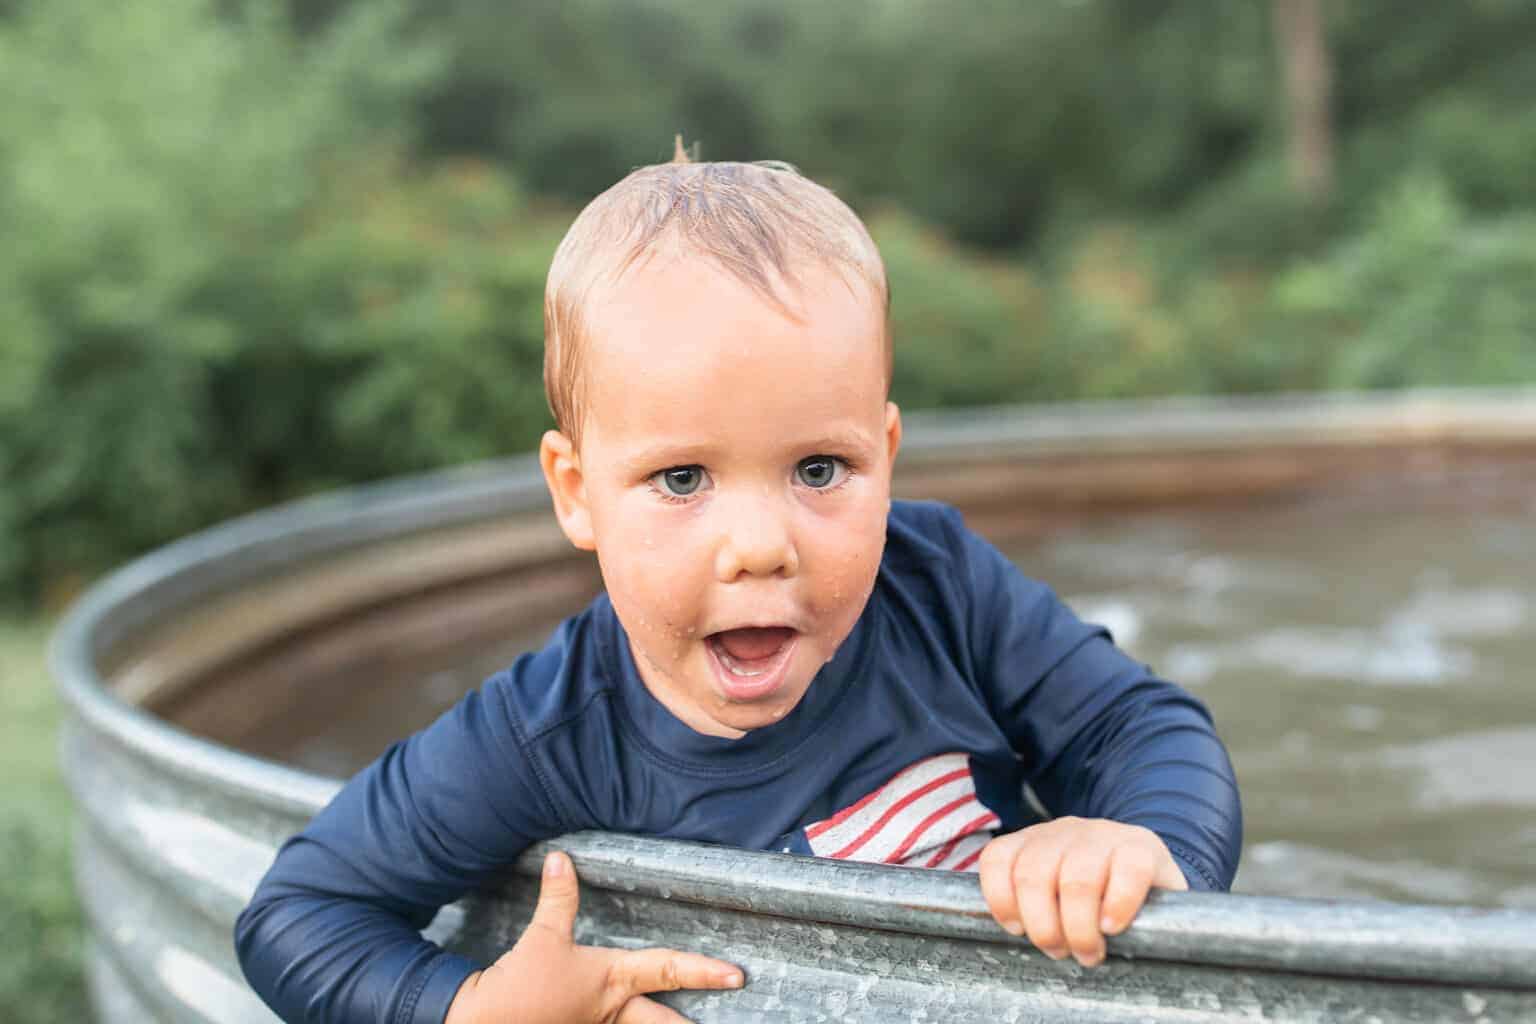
950;509;1243;890
234;669;568;1024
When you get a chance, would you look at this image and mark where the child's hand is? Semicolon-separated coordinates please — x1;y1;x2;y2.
976;817;1187;968
446;852;744;1024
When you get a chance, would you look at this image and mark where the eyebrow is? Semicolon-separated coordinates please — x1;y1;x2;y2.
793;429;879;454
617;442;721;473
617;428;878;473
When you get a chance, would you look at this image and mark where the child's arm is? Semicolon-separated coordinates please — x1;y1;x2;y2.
939;508;1242;966
235;670;741;1023
971;656;1234;968
444;852;742;1024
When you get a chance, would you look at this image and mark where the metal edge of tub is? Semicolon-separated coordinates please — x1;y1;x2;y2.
51;391;1536;1024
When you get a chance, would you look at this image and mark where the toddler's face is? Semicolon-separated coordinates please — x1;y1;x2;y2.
542;257;899;738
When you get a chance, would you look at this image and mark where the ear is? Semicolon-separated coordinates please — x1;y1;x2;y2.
883;401;903;468
539;430;595;551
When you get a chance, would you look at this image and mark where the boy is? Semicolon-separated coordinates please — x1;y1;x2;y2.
236;150;1241;1024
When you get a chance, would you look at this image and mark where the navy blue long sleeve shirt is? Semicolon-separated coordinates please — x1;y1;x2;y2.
235;500;1242;1024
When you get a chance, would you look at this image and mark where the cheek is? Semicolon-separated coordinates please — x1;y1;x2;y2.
594;493;683;572
595;504;711;647
804;495;888;620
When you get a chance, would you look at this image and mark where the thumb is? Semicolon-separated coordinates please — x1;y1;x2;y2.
528;851;581;941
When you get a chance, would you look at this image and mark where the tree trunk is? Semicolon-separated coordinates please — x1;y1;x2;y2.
1273;0;1334;205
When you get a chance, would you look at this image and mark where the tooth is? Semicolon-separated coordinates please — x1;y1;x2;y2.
717;647;766;677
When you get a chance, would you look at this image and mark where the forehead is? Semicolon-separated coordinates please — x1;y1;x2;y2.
579;256;887;449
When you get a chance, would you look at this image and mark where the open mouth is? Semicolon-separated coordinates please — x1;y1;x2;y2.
705;626;798;700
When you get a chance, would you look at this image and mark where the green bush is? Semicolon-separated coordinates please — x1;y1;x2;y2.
1268;173;1536;390
173;160;566;514
405;0;1536;260
1022;224;1271;401
1029;173;1536;400
0;0;563;603
876;210;1049;408
410;0;1282;250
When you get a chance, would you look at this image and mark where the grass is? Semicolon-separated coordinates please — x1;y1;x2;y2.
0;616;90;1022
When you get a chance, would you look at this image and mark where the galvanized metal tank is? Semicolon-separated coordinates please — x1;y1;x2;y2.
54;392;1536;1023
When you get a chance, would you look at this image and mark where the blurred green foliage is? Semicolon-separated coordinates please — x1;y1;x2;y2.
410;0;1536;253
0;618;86;1022
0;0;556;602
1275;174;1536;390
2;0;1536;604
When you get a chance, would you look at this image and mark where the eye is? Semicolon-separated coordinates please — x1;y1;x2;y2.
650;465;710;498
795;456;847;489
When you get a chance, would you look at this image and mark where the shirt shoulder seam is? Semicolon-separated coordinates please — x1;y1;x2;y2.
497;683;585;835
522;684;621;745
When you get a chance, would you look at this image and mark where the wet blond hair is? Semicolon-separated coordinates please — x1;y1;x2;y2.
543;138;891;443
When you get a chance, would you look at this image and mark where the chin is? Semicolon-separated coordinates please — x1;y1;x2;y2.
714;673;815;728
716;704;791;734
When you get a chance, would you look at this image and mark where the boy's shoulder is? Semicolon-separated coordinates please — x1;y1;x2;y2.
883;498;987;576
886;497;965;546
479;597;625;742
888;496;963;530
881;498;1058;633
879;499;1001;630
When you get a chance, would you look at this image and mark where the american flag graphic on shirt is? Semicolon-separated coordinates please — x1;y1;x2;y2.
803;753;1000;872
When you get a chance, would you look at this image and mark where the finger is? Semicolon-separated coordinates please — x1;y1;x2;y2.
607;947;744;1000
1057;844;1113;967
1099;845;1156;935
1151;844;1191;892
527;851;580;942
615;995;695;1024
1013;842;1068;960
976;837;1024;936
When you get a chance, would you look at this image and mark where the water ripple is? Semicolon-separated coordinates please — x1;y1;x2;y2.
1164;626;1475;687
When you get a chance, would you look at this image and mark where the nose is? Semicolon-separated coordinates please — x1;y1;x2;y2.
713;491;800;582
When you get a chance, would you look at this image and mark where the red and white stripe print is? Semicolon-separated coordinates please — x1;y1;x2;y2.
805;753;999;872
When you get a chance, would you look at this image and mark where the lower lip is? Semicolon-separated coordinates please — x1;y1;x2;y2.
706;634;799;702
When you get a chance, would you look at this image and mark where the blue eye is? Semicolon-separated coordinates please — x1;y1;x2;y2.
796;456;846;489
653;465;709;497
